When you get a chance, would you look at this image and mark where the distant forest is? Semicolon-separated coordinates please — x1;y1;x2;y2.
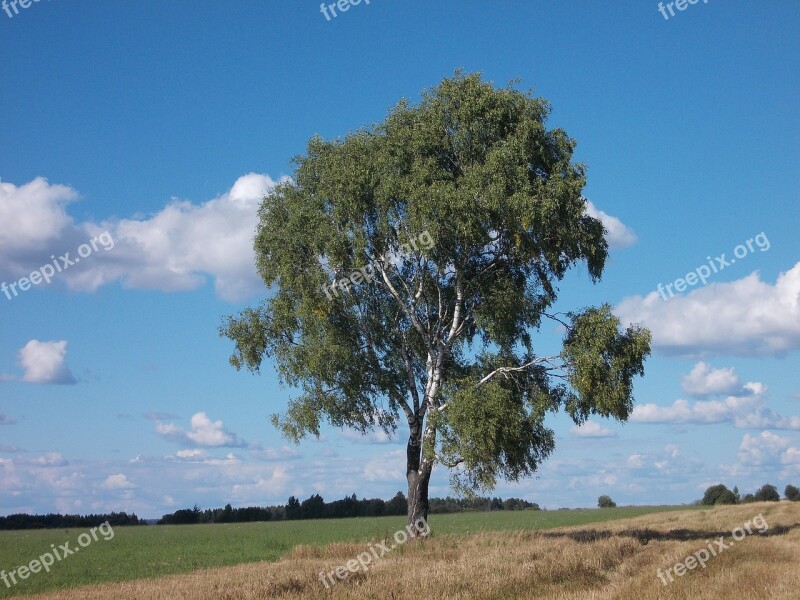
0;511;143;530
157;492;539;524
0;493;539;529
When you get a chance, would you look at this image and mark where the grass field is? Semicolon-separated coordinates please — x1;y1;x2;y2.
5;501;797;600
0;505;700;597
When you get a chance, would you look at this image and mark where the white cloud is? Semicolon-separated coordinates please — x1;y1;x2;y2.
229;466;291;503
584;200;638;249
363;449;405;482
100;473;136;490
155;412;247;448
571;420;617;438
18;340;76;385
616;263;800;358
175;449;205;460
619;445;700;481
168;450;241;465
567;473;618;489
737;431;797;467
0;413;15;425
632;380;800;431
20;452;69;467
0;177;77;253
0;174;286;303
1;449;304;516
681;362;744;397
782;447;800;465
626;454;645;468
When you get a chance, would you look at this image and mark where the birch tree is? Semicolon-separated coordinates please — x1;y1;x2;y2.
221;72;651;530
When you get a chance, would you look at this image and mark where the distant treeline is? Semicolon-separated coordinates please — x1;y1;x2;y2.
431;496;539;513
157;492;539;525
0;495;540;529
0;511;143;530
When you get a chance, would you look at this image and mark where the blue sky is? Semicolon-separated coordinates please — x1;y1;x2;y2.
1;1;799;518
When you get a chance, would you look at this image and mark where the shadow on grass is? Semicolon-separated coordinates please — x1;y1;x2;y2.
540;523;800;544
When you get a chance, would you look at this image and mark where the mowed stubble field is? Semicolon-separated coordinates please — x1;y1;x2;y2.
2;503;799;599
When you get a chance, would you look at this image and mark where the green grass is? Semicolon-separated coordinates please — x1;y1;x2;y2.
0;505;702;597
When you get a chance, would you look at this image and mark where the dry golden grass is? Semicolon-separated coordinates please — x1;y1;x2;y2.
13;502;800;600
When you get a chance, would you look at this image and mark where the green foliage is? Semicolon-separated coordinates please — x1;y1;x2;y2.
597;495;617;508
285;496;301;520
562;305;651;424
434;369;556;493
754;484;780;502
785;484;800;501
221;71;651;497
702;484;738;506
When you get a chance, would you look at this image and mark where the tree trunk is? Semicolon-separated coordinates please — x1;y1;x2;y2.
406;418;431;534
407;467;431;530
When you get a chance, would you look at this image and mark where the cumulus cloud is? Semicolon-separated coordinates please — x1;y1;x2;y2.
18;340;76;385
783;447;800;465
0;177;77;253
584;200;638;249
632;380;800;430
0;413;15;425
681;362;744;397
0;174;286;303
620;445;702;481
155;412;248;448
616;263;800;358
571;420;617;438
100;473;136;490
229;466;291;503
168;450;241;465
737;431;798;467
175;449;206;460
3;449;301;516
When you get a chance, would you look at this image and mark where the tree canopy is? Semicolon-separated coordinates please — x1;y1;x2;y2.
221;72;651;524
754;484;780;502
702;484;738;506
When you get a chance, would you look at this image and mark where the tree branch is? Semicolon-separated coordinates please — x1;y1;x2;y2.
477;356;562;387
435;453;463;468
